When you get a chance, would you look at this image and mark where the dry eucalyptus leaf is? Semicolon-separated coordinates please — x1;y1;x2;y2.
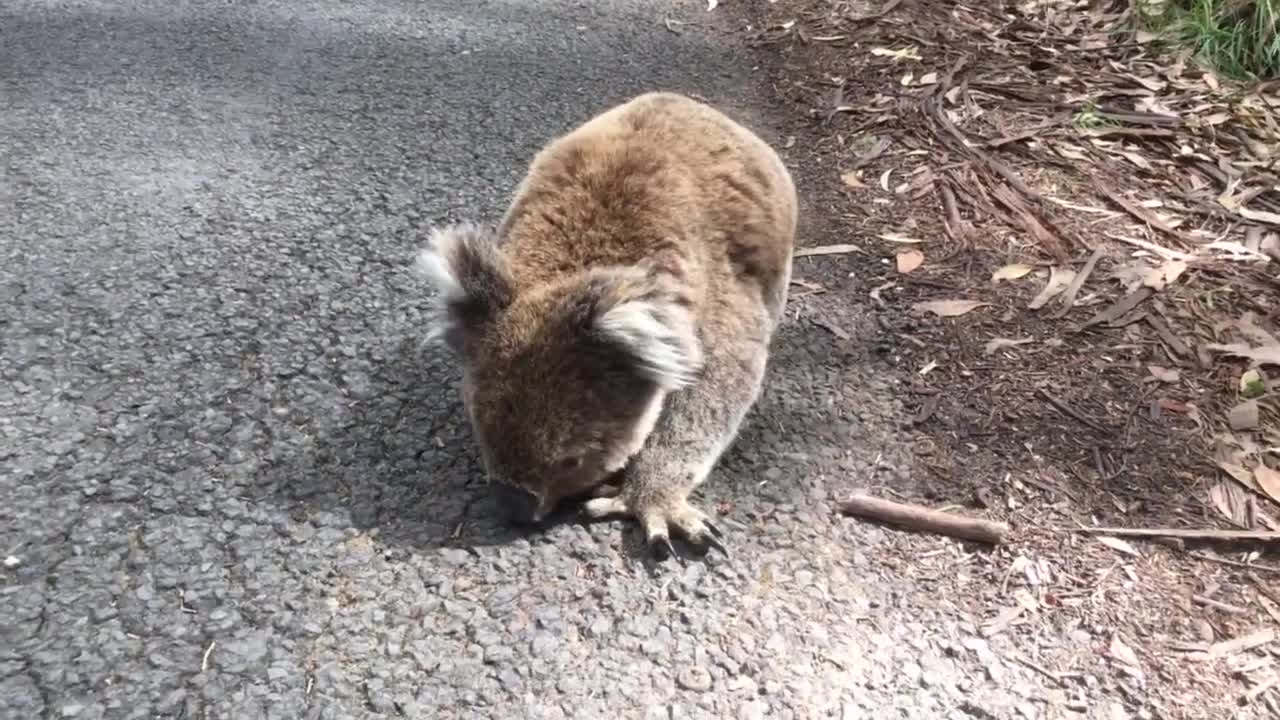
1262;233;1280;261
1027;266;1076;310
840;171;866;189
1120;151;1153;170
1109;635;1141;670
991;263;1034;283
918;72;938;85
1229;400;1260;431
1097;536;1141;557
1055;144;1089;161
1148;366;1180;383
870;46;922;62
1130;74;1166;91
984;337;1034;355
1255;463;1280;505
1216;460;1258;492
877;233;924;244
1186;402;1204;428
1142;259;1188;291
869;281;896;306
794;244;861;258
879;169;893;192
1237;206;1280;225
896;249;924;274
1210;480;1249;526
912;299;991;318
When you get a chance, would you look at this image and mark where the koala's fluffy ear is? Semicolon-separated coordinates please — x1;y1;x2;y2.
586;274;704;391
413;222;513;353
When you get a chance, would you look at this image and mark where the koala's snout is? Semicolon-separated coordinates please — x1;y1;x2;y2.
494;483;544;525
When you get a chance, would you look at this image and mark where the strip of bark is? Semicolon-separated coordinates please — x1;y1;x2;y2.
840;493;1008;545
1096;179;1195;247
1076;527;1280;543
1051;245;1105;319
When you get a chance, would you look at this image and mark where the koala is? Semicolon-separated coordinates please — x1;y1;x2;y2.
414;92;797;560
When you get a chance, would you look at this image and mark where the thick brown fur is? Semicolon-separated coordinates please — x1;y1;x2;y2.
414;92;797;558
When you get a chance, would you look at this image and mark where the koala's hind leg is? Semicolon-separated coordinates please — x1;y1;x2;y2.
583;340;769;562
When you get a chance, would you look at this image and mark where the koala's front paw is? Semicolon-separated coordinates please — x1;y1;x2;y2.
582;491;726;563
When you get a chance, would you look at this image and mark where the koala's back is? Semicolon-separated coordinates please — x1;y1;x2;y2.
495;92;798;330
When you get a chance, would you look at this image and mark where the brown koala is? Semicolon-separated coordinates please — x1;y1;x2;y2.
414;92;797;560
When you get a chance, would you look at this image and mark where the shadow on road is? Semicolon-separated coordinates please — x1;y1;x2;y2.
263;303;866;560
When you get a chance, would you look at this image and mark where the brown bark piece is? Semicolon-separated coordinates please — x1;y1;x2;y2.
1051;245;1105;319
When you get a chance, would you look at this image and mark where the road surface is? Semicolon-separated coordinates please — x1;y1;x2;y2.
1;1;1043;718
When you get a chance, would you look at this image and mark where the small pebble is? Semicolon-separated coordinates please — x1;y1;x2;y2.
676;665;713;692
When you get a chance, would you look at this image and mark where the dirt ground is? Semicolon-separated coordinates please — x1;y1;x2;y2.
724;0;1280;716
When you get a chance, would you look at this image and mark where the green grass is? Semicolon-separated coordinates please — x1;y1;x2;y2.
1136;0;1280;80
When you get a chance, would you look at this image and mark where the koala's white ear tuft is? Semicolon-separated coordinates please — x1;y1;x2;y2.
596;299;703;390
413;222;513;352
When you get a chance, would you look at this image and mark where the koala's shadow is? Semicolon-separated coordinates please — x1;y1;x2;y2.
268;307;857;560
268;338;537;553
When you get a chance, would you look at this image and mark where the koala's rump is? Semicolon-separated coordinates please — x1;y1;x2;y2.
496;92;798;319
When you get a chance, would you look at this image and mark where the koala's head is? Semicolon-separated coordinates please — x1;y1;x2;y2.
414;222;703;525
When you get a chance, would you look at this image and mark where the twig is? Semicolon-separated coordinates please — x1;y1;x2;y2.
1145;314;1191;359
992;183;1071;261
1076;528;1280;544
201;640;216;672
1080;127;1176;138
1036;388;1111;434
1010;653;1064;686
1103;232;1193;261
839;492;1008;545
794;243;862;258
1193;594;1249;614
1189;553;1280;575
1051;245;1104;319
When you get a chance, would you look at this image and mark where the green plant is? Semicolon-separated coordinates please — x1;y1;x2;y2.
1072;102;1112;128
1135;0;1280;80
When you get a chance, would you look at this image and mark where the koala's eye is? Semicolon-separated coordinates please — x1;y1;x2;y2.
558;456;583;471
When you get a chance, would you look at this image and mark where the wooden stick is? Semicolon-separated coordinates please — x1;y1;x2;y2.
839;493;1008;545
1076;527;1280;543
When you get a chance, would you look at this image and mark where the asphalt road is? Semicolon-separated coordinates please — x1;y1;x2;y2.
2;1;1046;718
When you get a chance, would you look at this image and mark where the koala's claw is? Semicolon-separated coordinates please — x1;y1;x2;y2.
582;495;726;561
704;518;725;539
651;536;684;564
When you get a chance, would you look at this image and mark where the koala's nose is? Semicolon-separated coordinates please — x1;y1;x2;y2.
494;484;542;525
